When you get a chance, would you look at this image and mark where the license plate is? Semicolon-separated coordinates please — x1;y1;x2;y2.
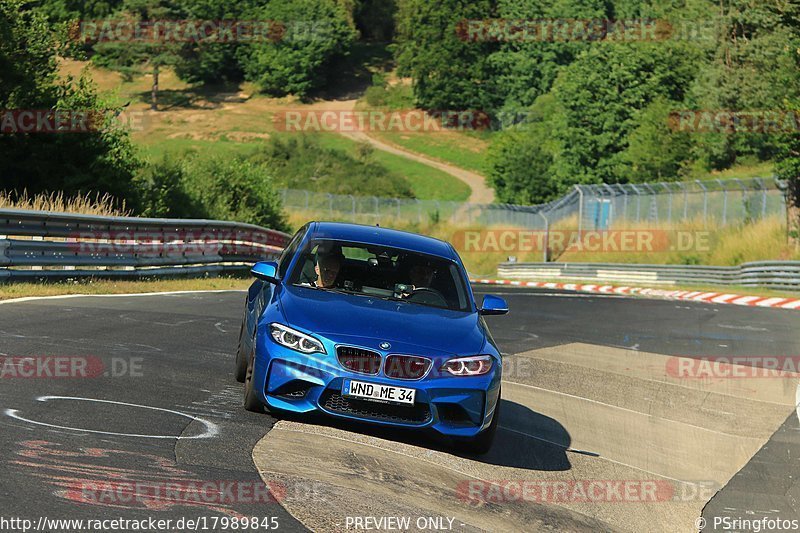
342;379;416;405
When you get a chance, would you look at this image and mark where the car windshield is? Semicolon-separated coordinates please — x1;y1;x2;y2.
288;239;471;312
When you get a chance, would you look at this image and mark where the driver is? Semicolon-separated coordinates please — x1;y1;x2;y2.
408;262;435;290
314;251;343;288
300;244;343;288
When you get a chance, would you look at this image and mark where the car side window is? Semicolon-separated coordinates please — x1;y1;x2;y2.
278;227;306;279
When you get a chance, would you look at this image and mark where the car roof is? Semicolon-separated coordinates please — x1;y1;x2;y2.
308;222;456;260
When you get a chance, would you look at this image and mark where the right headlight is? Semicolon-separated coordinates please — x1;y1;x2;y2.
441;355;493;376
269;323;325;354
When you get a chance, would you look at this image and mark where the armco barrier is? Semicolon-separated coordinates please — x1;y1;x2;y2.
0;209;290;281
497;261;800;291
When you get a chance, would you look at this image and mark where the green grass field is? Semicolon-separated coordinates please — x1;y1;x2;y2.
368;130;491;175
311;134;471;201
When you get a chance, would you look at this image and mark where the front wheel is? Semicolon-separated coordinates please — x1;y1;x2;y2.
243;332;266;413
455;392;500;455
234;318;248;383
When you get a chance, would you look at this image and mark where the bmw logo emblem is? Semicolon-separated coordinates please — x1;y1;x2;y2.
379;342;391;350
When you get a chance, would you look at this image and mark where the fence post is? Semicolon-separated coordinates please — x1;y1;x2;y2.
630;184;642;223
662;183;673;224
621;186;629;223
603;183;616;226
695;180;708;227
538;211;549;262
349;195;355;218
756;178;767;219
716;179;727;226
681;183;688;221
643;183;657;224
417;200;422;224
733;178;746;224
576;185;584;236
327;193;333;217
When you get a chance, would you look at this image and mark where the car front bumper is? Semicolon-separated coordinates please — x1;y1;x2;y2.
252;333;501;438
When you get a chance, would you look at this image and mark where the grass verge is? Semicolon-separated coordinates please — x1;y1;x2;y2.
0;277;251;302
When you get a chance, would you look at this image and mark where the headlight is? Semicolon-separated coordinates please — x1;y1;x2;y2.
441;355;493;376
269;323;325;354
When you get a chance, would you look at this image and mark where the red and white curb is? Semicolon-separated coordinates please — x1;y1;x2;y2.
470;279;800;311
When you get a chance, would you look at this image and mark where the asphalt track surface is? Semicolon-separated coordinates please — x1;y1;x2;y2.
0;287;798;532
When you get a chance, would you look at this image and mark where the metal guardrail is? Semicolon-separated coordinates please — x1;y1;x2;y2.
497;261;800;291
0;209;290;281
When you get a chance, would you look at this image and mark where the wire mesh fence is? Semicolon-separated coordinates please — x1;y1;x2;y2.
281;177;787;231
574;178;786;233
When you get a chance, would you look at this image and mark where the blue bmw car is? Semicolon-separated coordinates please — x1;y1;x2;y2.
235;222;508;453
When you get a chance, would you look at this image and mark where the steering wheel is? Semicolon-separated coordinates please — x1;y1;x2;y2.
407;287;448;307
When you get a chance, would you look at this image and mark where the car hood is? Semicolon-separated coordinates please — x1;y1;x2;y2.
278;285;486;357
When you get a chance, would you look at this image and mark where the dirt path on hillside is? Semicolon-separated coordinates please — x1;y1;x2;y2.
334;100;495;204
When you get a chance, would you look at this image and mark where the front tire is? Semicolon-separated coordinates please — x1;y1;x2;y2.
234;318;248;383
243;332;266;413
455;392;500;455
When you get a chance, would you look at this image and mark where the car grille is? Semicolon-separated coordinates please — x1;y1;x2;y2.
320;390;431;425
384;355;432;380
336;346;381;375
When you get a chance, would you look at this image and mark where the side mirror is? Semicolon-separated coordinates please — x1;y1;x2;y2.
479;294;508;316
251;261;279;284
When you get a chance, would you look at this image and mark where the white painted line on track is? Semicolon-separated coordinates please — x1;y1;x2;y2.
498;425;709;487
4;396;219;439
504;380;763;439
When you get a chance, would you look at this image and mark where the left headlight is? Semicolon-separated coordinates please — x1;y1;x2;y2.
269;323;325;354
441;355;493;376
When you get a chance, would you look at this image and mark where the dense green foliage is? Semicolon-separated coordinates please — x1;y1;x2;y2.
0;0;140;206
238;0;357;96
395;0;800;203
133;153;289;230
249;135;415;198
11;0;800;222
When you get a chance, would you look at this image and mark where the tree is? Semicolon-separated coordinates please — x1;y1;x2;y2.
486;93;568;204
394;0;499;111
623;97;692;182
688;0;800;169
0;0;140;205
238;0;357;97
488;0;607;114
91;0;183;110
487;129;558;204
547;43;699;186
354;0;396;41
776;128;800;248
184;156;289;231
